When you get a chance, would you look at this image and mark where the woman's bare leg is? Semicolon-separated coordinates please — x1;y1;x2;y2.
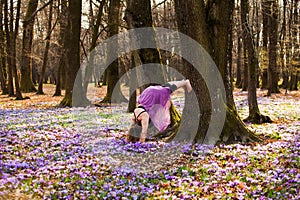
168;79;193;92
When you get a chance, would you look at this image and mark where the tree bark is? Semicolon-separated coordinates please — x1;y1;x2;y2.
20;0;38;92
59;0;82;107
174;0;261;144
37;1;53;94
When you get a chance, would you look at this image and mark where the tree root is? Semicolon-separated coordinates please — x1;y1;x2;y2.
220;107;262;145
59;97;72;107
243;112;273;124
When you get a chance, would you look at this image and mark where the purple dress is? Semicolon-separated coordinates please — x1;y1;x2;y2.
138;86;171;132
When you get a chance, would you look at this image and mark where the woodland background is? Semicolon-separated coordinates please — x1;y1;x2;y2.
0;0;299;199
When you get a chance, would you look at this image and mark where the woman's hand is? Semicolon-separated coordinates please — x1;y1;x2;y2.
139;137;146;143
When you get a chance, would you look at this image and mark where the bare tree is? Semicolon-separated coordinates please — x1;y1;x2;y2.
289;0;299;90
53;0;67;97
175;0;261;144
37;1;53;94
20;0;39;92
82;0;106;97
267;0;280;95
241;0;271;123
4;0;23;99
59;0;82;107
261;0;270;89
280;0;288;89
0;0;8;94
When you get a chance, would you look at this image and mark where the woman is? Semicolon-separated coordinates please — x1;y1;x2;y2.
126;79;192;142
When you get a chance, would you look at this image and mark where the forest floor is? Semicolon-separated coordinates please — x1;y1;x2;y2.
0;84;299;199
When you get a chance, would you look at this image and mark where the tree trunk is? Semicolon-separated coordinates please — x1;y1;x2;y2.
267;0;280;95
37;1;53;94
174;0;261;144
53;59;62;96
254;1;261;88
241;0;271;124
59;0;82;107
261;0;270;89
3;0;14;96
20;0;38;92
125;0;166;89
0;57;6;94
54;0;67;96
235;5;243;89
11;0;23;100
0;1;8;94
82;0;106;98
127;54;137;112
125;0;180;140
289;0;299;91
101;0;127;104
280;0;288;89
242;39;248;91
4;0;23;99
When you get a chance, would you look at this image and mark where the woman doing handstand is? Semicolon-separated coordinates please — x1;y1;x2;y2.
126;79;192;142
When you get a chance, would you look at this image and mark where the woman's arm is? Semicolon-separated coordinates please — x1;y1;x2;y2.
139;113;149;142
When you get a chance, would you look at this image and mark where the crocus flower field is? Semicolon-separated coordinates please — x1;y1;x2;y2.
0;86;299;199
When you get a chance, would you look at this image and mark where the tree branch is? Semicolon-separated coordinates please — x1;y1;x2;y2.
24;0;54;23
152;0;168;11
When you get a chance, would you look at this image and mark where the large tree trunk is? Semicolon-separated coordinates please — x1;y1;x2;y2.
59;0;82;107
125;0;180;140
125;0;166;88
174;0;261;144
37;1;53;94
20;0;38;92
267;0;280;95
124;0;166;96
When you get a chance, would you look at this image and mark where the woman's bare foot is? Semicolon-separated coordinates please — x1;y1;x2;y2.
186;79;193;92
